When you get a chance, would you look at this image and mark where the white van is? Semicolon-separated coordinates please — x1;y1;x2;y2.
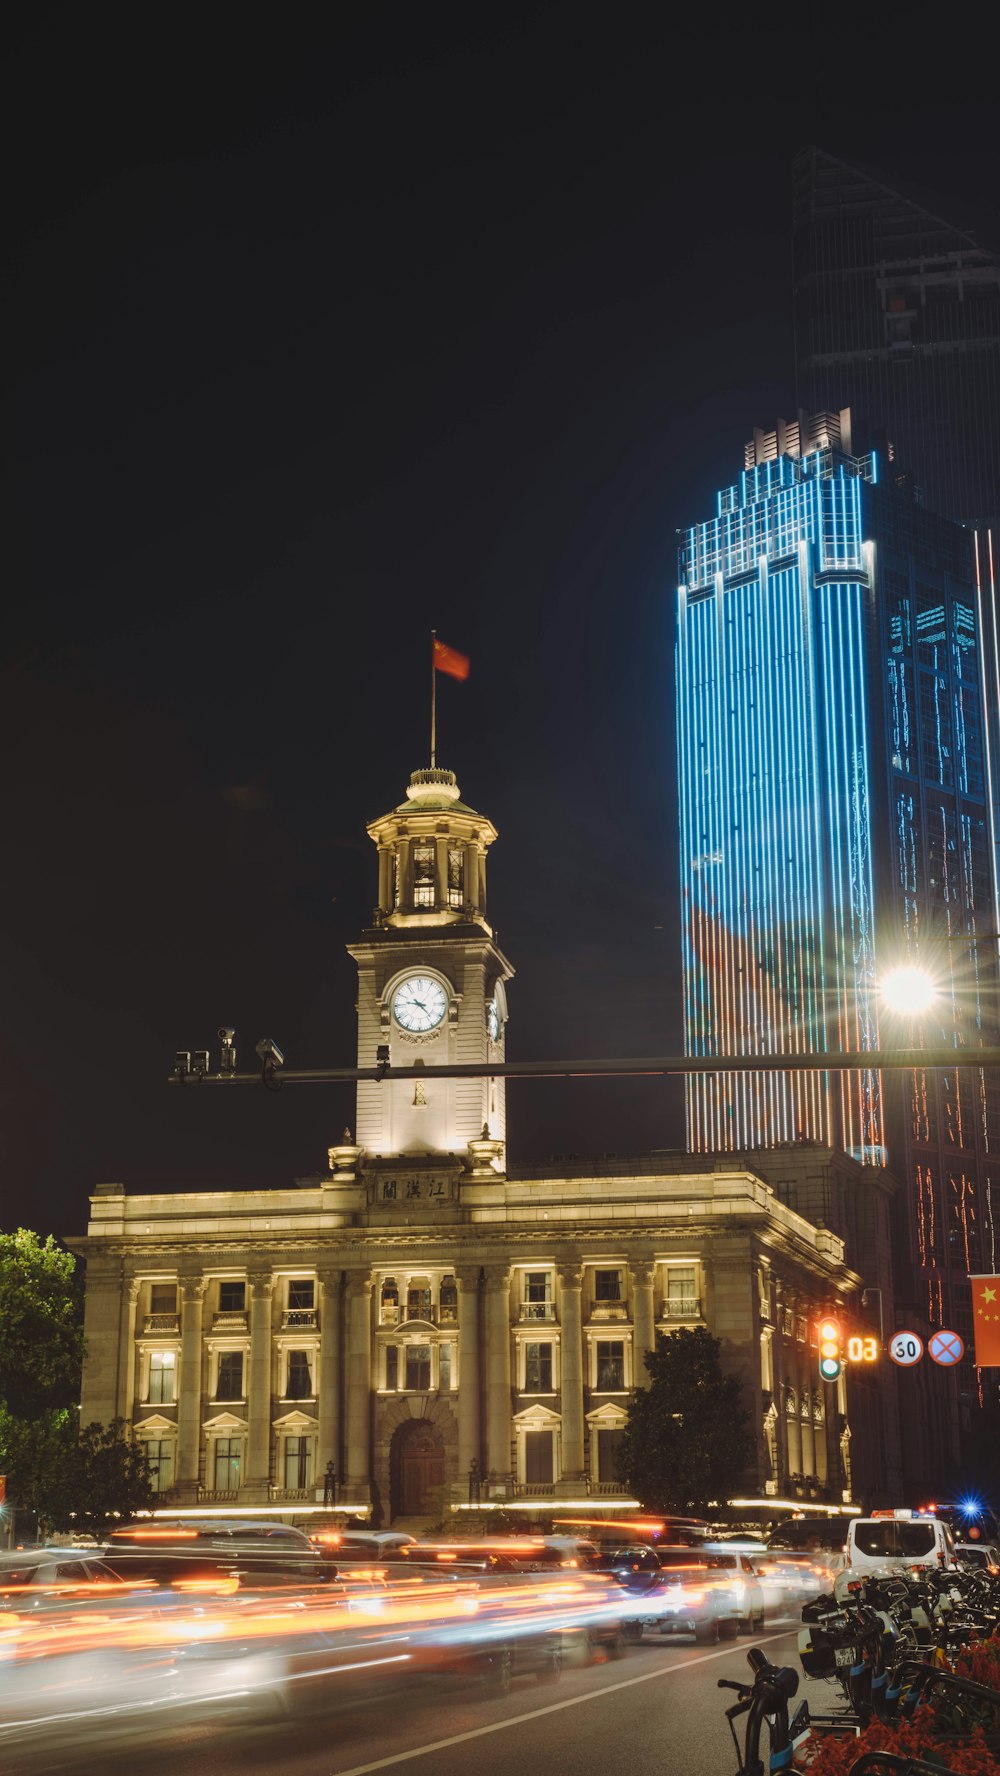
845;1512;956;1573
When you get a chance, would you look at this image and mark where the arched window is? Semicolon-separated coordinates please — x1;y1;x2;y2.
439;1276;458;1322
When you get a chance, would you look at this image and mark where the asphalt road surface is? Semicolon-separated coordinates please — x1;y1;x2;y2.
17;1625;842;1776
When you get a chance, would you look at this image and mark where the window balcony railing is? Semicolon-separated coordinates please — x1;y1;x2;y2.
659;1299;701;1321
590;1301;628;1321
590;1480;631;1497
143;1313;180;1334
269;1486;313;1502
198;1488;240;1503
282;1308;317;1329
438;1304;458;1325
519;1302;556;1322
404;1305;437;1324
509;1482;556;1498
213;1311;249;1329
380;1304;400;1326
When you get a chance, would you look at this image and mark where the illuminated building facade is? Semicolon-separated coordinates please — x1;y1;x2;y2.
72;767;888;1517
676;411;1000;1385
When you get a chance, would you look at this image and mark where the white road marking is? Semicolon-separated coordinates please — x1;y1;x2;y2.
332;1631;795;1776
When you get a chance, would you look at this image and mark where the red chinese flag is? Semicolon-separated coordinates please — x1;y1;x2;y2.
433;638;470;681
971;1274;1000;1367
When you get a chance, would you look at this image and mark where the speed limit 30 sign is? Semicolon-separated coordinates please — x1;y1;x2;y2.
888;1331;924;1367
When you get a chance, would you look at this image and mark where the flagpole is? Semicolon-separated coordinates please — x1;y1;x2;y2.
430;629;436;768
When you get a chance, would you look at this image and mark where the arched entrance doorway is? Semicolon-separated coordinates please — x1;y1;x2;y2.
390;1417;445;1519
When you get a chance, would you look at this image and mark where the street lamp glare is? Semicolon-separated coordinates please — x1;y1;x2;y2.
880;965;938;1016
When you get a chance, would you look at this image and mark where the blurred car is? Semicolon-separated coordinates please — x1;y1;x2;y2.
0;1549;126;1610
748;1551;831;1615
593;1544;740;1644
954;1541;1000;1573
101;1520;329;1588
698;1546;766;1632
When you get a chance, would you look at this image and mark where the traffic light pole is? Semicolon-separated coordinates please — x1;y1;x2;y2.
169;1045;1000;1086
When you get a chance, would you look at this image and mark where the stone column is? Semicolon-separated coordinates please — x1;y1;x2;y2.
377;847;392;911
464;841;479;915
118;1277;140;1422
246;1273;274;1496
630;1262;656;1388
456;1265;482;1479
345;1274;373;1502
177;1279;206;1494
398;838;413;912
318;1271;341;1484
801;1400;816;1477
557;1264;584;1482
484;1265;512;1487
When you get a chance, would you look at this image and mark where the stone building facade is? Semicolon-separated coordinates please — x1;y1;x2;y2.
72;766;889;1520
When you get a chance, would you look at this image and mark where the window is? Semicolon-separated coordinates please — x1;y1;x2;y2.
145;1439;174;1494
439;1276;458;1321
413;843;435;907
666;1268;697;1316
149;1283;177;1315
286;1350;313;1398
385;1345;398;1390
407;1284;432;1321
447;848;464;908
404;1345;431;1390
596;1341;625;1391
524;1343;553;1392
284;1436;312;1491
597;1428;624;1483
523;1272;552;1317
214;1437;241;1491
216;1351;244;1400
524;1430;554;1485
439;1343;453;1390
219;1281;246;1313
288;1279;314;1310
148;1350;175;1405
594;1269;622;1302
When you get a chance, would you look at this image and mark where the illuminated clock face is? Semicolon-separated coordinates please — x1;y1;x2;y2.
391;975;448;1033
487;999;501;1042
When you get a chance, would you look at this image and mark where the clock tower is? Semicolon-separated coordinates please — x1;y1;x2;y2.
348;767;513;1165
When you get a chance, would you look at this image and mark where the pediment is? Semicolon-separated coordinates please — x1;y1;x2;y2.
272;1408;319;1430
202;1410;249;1433
512;1402;561;1424
585;1401;628;1425
134;1413;176;1434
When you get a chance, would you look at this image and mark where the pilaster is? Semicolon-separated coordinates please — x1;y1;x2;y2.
318;1270;342;1481
557;1263;584;1482
345;1273;374;1504
245;1272;274;1495
484;1264;512;1485
176;1278;206;1497
456;1264;482;1478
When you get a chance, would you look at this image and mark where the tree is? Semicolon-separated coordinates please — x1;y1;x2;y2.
58;1420;154;1537
616;1327;755;1515
0;1229;83;1418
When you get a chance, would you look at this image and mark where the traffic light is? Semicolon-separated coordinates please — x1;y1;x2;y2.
818;1316;842;1382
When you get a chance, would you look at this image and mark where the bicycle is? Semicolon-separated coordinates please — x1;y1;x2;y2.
718;1646;810;1776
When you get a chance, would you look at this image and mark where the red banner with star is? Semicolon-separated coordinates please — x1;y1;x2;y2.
970;1274;1000;1366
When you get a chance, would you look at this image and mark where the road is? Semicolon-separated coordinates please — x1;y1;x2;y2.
18;1624;835;1776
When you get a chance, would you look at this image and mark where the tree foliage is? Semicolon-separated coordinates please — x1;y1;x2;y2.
615;1327;755;1515
0;1410;152;1537
0;1228;84;1417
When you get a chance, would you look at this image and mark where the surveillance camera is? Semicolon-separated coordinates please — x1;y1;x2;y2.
218;1026;235;1044
255;1037;285;1067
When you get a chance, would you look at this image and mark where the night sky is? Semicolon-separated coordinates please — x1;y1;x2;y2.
5;7;998;1240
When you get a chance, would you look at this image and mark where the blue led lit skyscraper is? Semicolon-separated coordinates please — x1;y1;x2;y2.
676;408;1000;1363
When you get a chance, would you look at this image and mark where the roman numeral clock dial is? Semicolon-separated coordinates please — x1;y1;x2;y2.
391;975;448;1033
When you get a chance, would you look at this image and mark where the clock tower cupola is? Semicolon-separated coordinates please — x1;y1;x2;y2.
348;767;512;1162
